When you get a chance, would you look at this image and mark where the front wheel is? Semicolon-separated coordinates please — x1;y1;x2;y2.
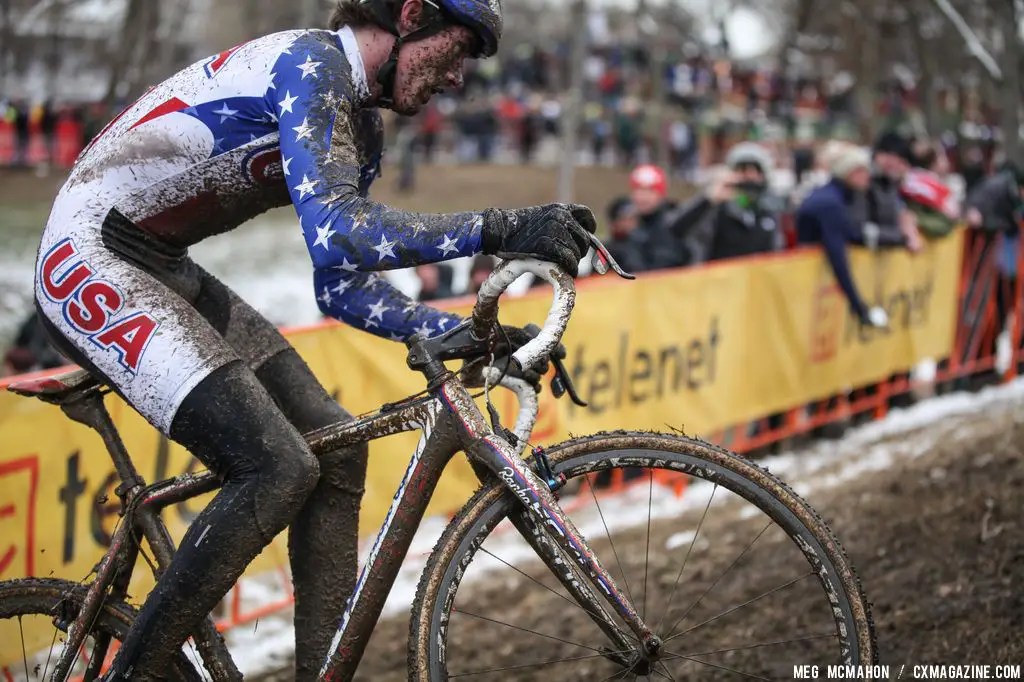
409;431;876;681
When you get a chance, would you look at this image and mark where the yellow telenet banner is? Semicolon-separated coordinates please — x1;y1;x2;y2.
0;234;962;599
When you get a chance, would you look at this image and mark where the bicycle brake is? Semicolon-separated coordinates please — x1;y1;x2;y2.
588;232;636;280
551;354;587;407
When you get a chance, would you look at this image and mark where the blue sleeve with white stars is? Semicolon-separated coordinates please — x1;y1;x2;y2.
270;32;484;273
313;269;463;341
267;31;479;341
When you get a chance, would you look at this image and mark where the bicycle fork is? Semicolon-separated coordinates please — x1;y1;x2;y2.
440;381;663;668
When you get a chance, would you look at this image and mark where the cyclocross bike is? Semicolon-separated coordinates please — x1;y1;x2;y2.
0;245;876;681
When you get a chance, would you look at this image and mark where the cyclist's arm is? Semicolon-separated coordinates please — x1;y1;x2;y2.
313;268;461;340
272;34;483;273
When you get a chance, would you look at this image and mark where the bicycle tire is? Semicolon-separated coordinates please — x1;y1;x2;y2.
408;430;876;680
0;577;204;682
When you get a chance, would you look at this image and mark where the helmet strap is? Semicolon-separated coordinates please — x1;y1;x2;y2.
363;0;450;107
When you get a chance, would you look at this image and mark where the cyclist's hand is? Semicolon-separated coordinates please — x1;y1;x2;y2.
495;323;567;392
481;203;597;277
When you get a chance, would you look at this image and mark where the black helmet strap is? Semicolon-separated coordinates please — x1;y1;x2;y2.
361;0;450;107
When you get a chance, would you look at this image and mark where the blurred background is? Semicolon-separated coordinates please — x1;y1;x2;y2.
3;1;1024;678
2;0;1021;359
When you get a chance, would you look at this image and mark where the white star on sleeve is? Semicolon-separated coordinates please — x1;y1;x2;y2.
389;332;404;342
268;72;277;90
297;55;323;79
318;286;332;306
414;322;434;338
367;298;390;321
295;174;319;199
335;257;359;272
313;221;336;250
282;156;293;176
293;117;315;141
436;233;460;256
278;91;298;115
372;234;397;261
332;278;352;296
403;300;420;314
212;103;238;123
364;316;379;329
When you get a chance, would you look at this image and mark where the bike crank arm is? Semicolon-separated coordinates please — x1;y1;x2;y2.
461;428;662;657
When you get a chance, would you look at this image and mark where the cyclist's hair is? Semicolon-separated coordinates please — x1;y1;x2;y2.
329;0;404;30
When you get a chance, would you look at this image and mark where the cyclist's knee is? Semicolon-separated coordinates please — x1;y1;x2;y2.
253;442;320;540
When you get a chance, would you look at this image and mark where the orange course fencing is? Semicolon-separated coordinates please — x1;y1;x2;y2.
0;227;1016;646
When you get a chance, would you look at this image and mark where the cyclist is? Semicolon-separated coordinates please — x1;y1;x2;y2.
32;0;595;678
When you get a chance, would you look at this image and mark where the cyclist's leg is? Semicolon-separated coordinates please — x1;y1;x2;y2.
189;268;368;680
34;212;320;679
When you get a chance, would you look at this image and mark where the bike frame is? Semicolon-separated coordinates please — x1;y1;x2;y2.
39;260;659;682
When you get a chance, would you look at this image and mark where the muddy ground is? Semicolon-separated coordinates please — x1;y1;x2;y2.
253;393;1024;681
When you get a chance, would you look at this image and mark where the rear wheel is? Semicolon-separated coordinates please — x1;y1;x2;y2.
0;578;203;681
409;431;876;680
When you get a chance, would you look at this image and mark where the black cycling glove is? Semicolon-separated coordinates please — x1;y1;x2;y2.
481;203;597;277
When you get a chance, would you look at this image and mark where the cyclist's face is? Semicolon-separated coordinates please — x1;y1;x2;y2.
393;25;478;115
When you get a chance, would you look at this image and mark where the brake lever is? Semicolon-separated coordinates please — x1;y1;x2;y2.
550;354;587;407
588;232;636;280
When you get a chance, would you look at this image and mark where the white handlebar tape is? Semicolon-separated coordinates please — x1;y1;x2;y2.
472;259;576;373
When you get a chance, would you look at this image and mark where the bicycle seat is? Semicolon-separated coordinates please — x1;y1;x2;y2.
6;367;102;403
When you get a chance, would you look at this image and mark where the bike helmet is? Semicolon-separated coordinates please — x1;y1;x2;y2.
358;0;502;106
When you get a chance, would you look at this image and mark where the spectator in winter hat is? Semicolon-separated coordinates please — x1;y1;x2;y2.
797;143;906;329
673;142;787;263
627;164;692;270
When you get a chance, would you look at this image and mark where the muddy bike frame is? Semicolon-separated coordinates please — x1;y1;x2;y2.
16;258;662;682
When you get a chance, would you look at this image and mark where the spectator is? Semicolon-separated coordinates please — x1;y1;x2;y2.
415;263;456;302
468;255;497;294
2;348;37;378
10;311;66;371
901;140;960;239
13;100;30;167
796;143;902;328
628;164;690;270
856;131;923;252
964;162;1024;236
604;196;646;274
677;142;786;264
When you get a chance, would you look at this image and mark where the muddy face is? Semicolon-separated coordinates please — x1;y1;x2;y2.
390;25;476;115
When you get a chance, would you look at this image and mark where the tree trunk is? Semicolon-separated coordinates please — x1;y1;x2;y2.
104;0;146;104
907;1;939;136
0;0;12;97
557;0;587;203
997;0;1021;162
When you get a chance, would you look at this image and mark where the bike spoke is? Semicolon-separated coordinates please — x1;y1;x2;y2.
668;654;771;681
42;621;60;682
663;571;814;643
654;482;718;634
664;520;772;640
657;661;678;681
19;616;30;681
479;546;636;641
452;607;608;654
597;665;635;682
664;631;835;659
449;651;627;678
642;469;653;621
585;476;637;610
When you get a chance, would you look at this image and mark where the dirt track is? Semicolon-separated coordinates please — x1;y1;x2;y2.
247;387;1024;681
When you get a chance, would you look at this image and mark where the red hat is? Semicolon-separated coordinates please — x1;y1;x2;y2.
629;164;667;196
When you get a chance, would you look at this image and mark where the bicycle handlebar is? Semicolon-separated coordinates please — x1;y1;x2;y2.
471;258;576;374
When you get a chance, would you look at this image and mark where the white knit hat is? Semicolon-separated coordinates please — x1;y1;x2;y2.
826;143;871;179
